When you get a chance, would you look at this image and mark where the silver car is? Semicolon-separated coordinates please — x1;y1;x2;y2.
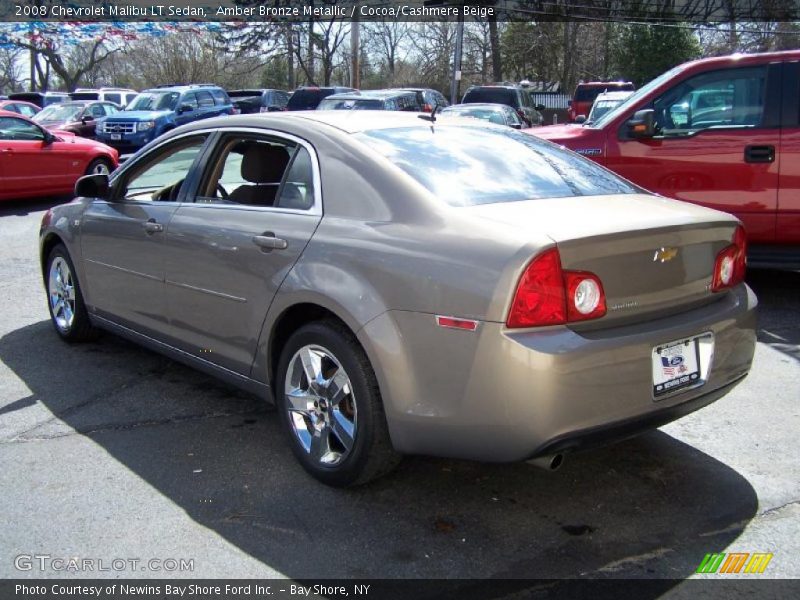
39;112;757;486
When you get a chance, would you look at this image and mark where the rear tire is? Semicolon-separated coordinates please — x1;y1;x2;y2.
275;320;401;486
45;244;98;342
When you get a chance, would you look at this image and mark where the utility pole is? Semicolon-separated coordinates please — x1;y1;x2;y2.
450;14;464;104
350;15;360;88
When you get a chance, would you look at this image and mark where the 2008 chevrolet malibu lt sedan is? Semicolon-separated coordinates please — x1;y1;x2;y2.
39;111;757;486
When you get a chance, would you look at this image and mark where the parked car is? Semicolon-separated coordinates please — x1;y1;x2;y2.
8;91;69;109
532;50;800;268
228;89;290;114
440;103;526;128
94;84;234;153
0;99;40;118
286;86;357;111
40;111;756;486
396;88;449;112
577;90;634;124
568;81;635;122
317;90;421;111
462;84;544;126
33;101;120;138
70;87;138;107
0;110;118;201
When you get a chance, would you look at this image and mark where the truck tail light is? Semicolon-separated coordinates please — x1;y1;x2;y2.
711;225;747;292
506;248;606;328
516;108;526;120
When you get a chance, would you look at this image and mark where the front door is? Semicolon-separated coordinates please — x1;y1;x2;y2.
607;63;780;244
163;131;322;375
80;134;211;337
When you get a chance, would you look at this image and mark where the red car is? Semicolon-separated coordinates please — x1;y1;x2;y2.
534;51;800;268
0;99;40;118
0;110;118;201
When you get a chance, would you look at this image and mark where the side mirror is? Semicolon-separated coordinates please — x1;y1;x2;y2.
42;130;57;145
178;103;193;114
266;105;282;112
75;173;109;199
627;109;656;138
510;122;522;129
567;100;572;107
535;103;546;111
575;115;587;124
81;115;95;123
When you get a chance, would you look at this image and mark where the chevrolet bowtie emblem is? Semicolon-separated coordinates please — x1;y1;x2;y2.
654;247;679;263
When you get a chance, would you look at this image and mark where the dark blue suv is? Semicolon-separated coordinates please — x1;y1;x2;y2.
96;84;233;152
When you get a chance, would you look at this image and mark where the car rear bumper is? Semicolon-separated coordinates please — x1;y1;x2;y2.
358;284;757;462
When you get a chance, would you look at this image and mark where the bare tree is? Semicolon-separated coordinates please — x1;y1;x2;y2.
364;22;411;86
12;38;119;91
0;46;23;93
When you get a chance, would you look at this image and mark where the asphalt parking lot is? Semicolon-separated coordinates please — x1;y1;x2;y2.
0;198;798;587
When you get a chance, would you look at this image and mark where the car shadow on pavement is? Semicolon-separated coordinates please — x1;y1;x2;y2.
0;196;72;217
747;268;800;364
0;321;758;590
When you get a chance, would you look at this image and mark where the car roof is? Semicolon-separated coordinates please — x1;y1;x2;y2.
0;109;34;120
594;91;633;100
327;90;413;100
444;103;507;111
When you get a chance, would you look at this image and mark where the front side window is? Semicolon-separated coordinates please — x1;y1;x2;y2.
118;136;207;202
358;126;637;206
196;91;215;108
0;117;44;141
654;66;766;134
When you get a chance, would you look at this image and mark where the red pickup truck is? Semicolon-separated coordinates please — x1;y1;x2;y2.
534;50;800;268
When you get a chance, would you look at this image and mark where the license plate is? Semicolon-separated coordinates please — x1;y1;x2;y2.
652;336;702;397
110;133;121;140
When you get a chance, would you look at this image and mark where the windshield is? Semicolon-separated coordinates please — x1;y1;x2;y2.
592;65;687;128
588;100;623;122
318;98;383;110
126;92;179;112
357;126;636;206
33;103;84;122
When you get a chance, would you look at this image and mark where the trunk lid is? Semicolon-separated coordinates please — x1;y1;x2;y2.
465;194;740;326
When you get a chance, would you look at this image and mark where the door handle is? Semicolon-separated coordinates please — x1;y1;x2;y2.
744;145;775;163
252;233;288;251
142;219;164;234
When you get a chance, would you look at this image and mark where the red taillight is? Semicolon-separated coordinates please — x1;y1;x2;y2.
423;103;433;113
516;108;526;119
506;247;606;328
711;225;747;292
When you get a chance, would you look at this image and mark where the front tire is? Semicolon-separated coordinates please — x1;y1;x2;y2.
275;320;400;486
85;158;112;176
45;244;97;342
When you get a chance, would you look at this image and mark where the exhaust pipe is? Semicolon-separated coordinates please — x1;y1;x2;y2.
527;454;564;471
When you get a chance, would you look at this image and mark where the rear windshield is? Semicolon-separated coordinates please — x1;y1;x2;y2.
71;92;100;101
462;88;517;107
287;89;333;110
357;126;637;206
318;98;383;110
228;91;263;99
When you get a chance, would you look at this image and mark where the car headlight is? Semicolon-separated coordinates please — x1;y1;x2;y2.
137;121;155;132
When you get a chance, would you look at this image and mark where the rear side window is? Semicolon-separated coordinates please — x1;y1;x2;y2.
463;88;518;108
196;91;215;108
210;89;230;105
357;126;636;206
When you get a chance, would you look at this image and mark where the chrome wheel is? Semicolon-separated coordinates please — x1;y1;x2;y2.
89;161;110;176
48;256;75;333
284;345;357;467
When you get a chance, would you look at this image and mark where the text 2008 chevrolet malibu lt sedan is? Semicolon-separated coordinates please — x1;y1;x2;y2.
39;112;756;486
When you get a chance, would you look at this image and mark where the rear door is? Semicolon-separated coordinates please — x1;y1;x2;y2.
607;63;780;244
162;130;322;375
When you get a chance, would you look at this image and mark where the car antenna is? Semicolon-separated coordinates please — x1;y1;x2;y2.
418;103;440;124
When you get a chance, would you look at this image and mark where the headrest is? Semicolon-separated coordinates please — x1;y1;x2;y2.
240;144;290;184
